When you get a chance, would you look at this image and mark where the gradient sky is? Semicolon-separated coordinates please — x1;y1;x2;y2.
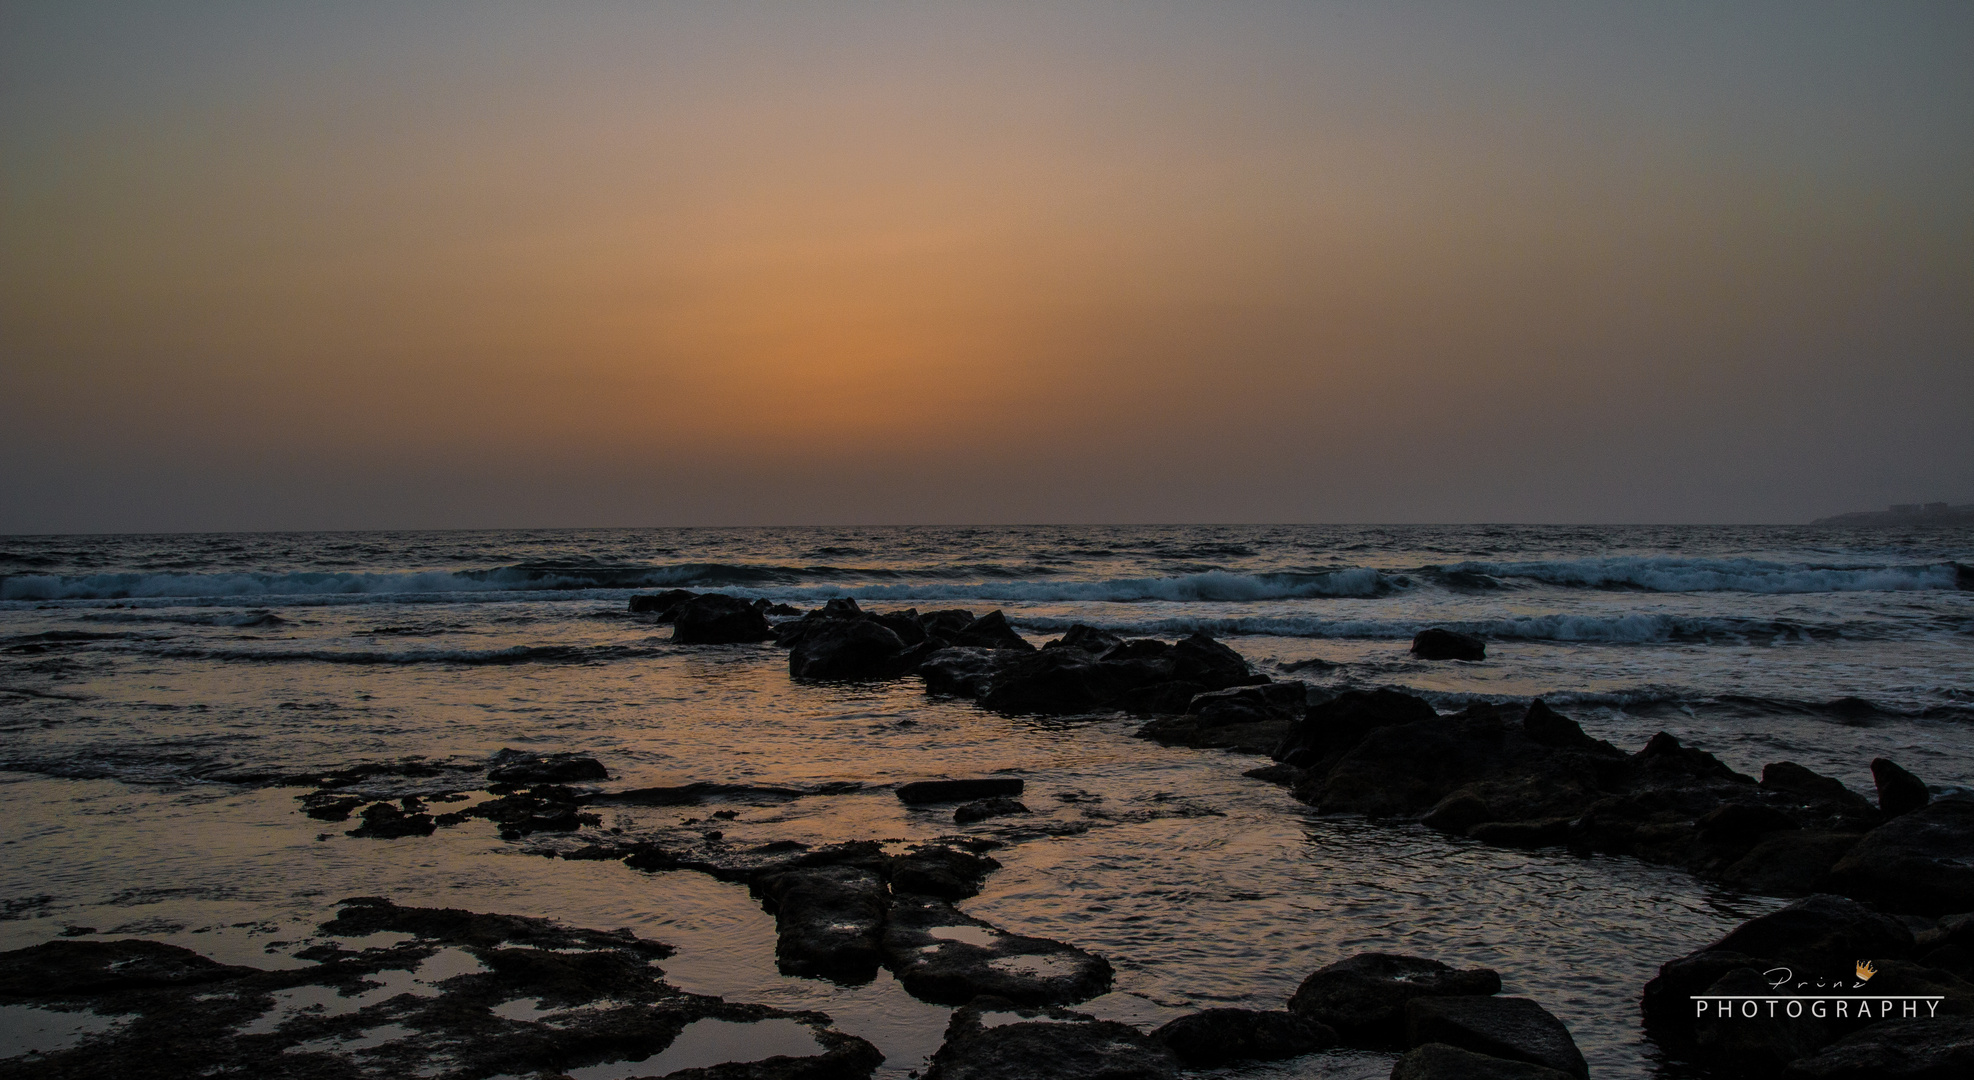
3;1;1970;531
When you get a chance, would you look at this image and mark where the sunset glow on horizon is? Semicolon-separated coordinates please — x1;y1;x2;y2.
4;2;1970;530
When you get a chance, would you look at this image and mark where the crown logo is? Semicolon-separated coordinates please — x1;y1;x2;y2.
1856;960;1877;982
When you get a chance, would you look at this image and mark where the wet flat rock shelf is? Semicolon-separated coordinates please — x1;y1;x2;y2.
0;898;881;1080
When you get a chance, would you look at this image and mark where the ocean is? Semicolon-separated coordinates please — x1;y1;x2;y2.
2;524;1970;1077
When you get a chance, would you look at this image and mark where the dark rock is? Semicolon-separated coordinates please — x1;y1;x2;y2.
927;628;1255;716
898;778;1025;805
1691;965;1837;1074
468;784;600;835
1047;624;1124;655
1423;791;1495;834
1244;761;1305;786
1273;689;1440;772
1117;679;1209;715
1642;949;1772;1055
1150;1007;1334;1067
1710;894;1915;969
755;865;888;982
869;608;929;646
487;748;609;784
0;897;887;1080
1722;831;1865;896
1467;818;1572;848
1135;681;1304;752
882;894;1112;1006
298;792;366;821
346;800;437;838
888;843;1001;900
919;608;979;643
789;617;915;681
774;597;863;648
1392;1042;1578;1080
591;781;809;807
1827;797;1974;915
672;593;774;644
955;797;1029;824
924;999;1177;1080
980;647;1141;715
1412;628;1486;661
1643;894;1922;1065
1693;802;1801;866
1287;953;1502;1046
951;610;1036;652
0;939;255;996
1189;681;1305;728
629;588;698;616
1637;730;1750;783
1783;1017;1974;1079
1521;699;1600;750
1762;761;1882;820
1404;996;1587;1079
1170;632;1256;689
919;647;1010;697
1874;758;1932;817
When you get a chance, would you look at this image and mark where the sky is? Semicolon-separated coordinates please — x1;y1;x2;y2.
2;1;1970;531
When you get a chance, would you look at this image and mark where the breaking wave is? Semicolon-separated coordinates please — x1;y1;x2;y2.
1434;557;1961;594
1014;612;1855;644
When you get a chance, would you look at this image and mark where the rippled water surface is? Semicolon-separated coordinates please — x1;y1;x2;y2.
3;525;1971;1076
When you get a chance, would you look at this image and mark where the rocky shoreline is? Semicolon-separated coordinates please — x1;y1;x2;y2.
7;589;1970;1078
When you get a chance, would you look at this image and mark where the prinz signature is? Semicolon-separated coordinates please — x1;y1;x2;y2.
1763;961;1875;991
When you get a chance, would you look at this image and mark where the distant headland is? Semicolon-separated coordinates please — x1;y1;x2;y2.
1813;501;1974;526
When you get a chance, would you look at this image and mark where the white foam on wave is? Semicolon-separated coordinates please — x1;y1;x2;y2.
1017;612;1832;644
1;567;1397;605
1443;556;1957;594
781;569;1395;604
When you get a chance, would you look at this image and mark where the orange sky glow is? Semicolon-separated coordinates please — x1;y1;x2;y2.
3;2;1970;529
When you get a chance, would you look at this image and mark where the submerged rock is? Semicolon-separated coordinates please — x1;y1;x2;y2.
882;894;1112;1006
923;998;1177;1080
1149;1007;1334;1067
1404;996;1587;1079
1287;953;1501;1046
1411;627;1486;661
954;797;1029;824
672;593;774;644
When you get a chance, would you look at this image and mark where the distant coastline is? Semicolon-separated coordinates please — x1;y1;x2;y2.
1812;501;1974;526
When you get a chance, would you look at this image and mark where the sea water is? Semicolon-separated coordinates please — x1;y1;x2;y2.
2;525;1970;1076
